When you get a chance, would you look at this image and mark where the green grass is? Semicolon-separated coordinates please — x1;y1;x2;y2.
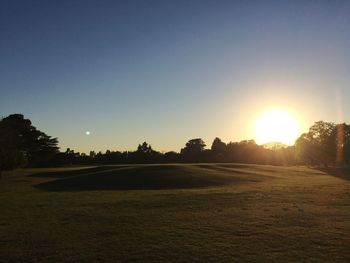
1;164;349;262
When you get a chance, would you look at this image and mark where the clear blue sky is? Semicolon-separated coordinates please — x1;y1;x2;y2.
1;0;350;153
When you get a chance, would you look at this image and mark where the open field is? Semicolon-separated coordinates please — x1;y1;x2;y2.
1;164;349;262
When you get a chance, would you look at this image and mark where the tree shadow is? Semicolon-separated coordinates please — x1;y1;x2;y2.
195;164;252;175
316;167;350;181
29;166;122;179
217;164;251;169
195;164;275;181
34;165;242;192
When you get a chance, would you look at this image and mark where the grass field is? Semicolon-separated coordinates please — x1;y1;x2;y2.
1;164;349;262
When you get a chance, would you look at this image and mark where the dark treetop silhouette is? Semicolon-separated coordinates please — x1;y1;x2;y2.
0;114;58;172
1;114;350;172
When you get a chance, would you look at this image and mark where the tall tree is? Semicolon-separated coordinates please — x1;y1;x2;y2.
295;121;336;166
181;138;206;162
335;123;350;165
211;137;226;154
211;137;227;162
0;114;59;169
0;121;26;173
137;142;153;154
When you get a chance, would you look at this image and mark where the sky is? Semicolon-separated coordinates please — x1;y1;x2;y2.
1;0;350;153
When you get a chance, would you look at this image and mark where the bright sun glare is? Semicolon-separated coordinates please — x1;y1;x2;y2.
255;109;300;145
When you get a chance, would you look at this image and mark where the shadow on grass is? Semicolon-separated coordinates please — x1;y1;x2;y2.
317;167;350;181
30;166;120;179
195;164;276;181
196;164;251;174
34;165;243;192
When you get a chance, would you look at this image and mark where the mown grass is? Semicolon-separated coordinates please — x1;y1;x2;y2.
1;164;349;262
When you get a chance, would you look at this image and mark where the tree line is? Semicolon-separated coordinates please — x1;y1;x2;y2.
1;114;350;173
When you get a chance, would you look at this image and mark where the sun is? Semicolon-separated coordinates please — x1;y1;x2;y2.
255;109;300;145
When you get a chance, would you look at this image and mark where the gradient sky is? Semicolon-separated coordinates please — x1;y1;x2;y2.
1;0;350;153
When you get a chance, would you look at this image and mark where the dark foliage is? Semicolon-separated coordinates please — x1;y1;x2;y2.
47;138;297;166
49;121;350;167
2;114;349;169
0;114;59;172
295;121;350;167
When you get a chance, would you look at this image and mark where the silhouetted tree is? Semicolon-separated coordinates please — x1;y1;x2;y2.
5;113;344;168
137;142;153;154
181;138;206;162
295;121;336;167
334;123;350;165
225;140;266;164
163;151;180;163
125;142;160;163
89;151;96;158
0;114;59;171
0;121;26;176
211;137;227;162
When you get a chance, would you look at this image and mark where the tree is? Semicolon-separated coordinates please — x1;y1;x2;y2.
335;123;350;165
137;142;153;154
0;121;26;175
181;138;206;162
163;151;180;163
0;114;59;170
295;121;336;167
128;142;160;163
211;137;226;153
89;150;96;158
211;137;227;162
